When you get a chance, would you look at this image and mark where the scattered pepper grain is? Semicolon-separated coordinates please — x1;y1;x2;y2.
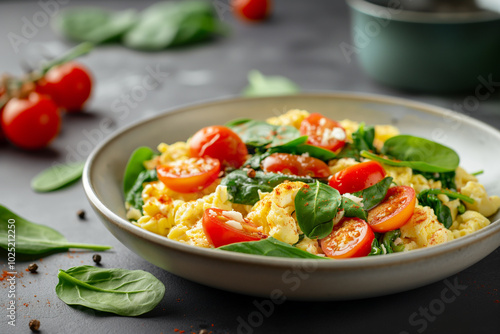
29;319;40;331
77;209;86;220
27;263;38;273
92;254;101;264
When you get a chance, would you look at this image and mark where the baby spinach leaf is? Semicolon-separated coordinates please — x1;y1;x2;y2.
368;237;383;256
269;136;337;162
229;120;300;148
295;182;341;239
362;135;459;172
418;188;474;204
218;237;327;259
221;170;317;205
31;162;86;192
123;147;155;195
56;266;165;316
54;8;138;44
353;177;393;210
0;206;111;255
125;169;158;211
416;191;453;229
123;1;224;50
340;196;368;221
241;70;300;97
225;118;252;128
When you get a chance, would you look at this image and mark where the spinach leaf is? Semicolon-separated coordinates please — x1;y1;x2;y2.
125;169;158;211
225;118;252;127
414;170;457;191
295;182;341;239
0;206;111;255
123;1;224;50
269;136;337;162
56;266;165;316
241;70;300;97
368;230;404;255
337;123;375;160
31;162;85;192
361;135;459;172
221;170;317;205
417;191;452;228
54;8;138;44
219;237;327;259
229;120;300;148
340;196;368;221
123;147;155;195
353;177;393;210
418;188;474;204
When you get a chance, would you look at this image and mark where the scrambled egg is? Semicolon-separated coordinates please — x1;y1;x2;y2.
247;181;305;245
127;108;500;255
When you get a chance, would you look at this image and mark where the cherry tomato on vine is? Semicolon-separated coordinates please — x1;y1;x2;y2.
320;217;374;259
36;61;92;111
189;125;248;169
262;153;330;178
157;157;220;193
367;186;416;233
329;161;386;194
299;113;346;152
202;208;266;247
1;92;61;149
232;0;271;22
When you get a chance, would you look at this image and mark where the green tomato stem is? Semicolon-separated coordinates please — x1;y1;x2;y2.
40;42;94;75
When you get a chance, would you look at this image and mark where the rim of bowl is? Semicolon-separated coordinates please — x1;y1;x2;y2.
83;92;500;271
346;0;500;24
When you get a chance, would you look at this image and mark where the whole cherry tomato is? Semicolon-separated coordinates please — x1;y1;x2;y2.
190;125;248;169
329;161;386;194
1;92;61;149
367;186;416;233
157;157;220;193
262;153;330;178
299;113;346;152
320;217;375;259
36;61;92;111
202;208;266;247
232;0;271;22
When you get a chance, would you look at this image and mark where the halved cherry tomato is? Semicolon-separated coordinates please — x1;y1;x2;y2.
329;161;386;194
232;0;271;22
36;61;92;111
1;92;61;149
190;125;248;169
367;186;416;233
320;217;374;259
299;113;346;152
202;208;266;247
157;157;220;193
262;153;330;178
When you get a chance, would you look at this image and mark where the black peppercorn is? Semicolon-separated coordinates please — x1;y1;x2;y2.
29;319;40;331
92;254;102;264
77;209;86;220
28;263;38;273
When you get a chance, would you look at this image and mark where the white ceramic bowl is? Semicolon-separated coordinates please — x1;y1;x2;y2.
83;93;500;300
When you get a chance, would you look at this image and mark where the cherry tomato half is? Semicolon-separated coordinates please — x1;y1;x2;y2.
367;186;416;233
190;125;248;169
320;217;374;259
232;0;271;22
202;208;266;247
1;92;61;149
299;113;346;152
36;61;92;111
262;153;330;178
329;161;386;195
157;157;220;193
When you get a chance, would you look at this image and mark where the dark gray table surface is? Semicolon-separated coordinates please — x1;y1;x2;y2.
1;0;499;333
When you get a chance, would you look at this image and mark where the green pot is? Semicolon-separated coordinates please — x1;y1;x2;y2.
347;0;500;93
